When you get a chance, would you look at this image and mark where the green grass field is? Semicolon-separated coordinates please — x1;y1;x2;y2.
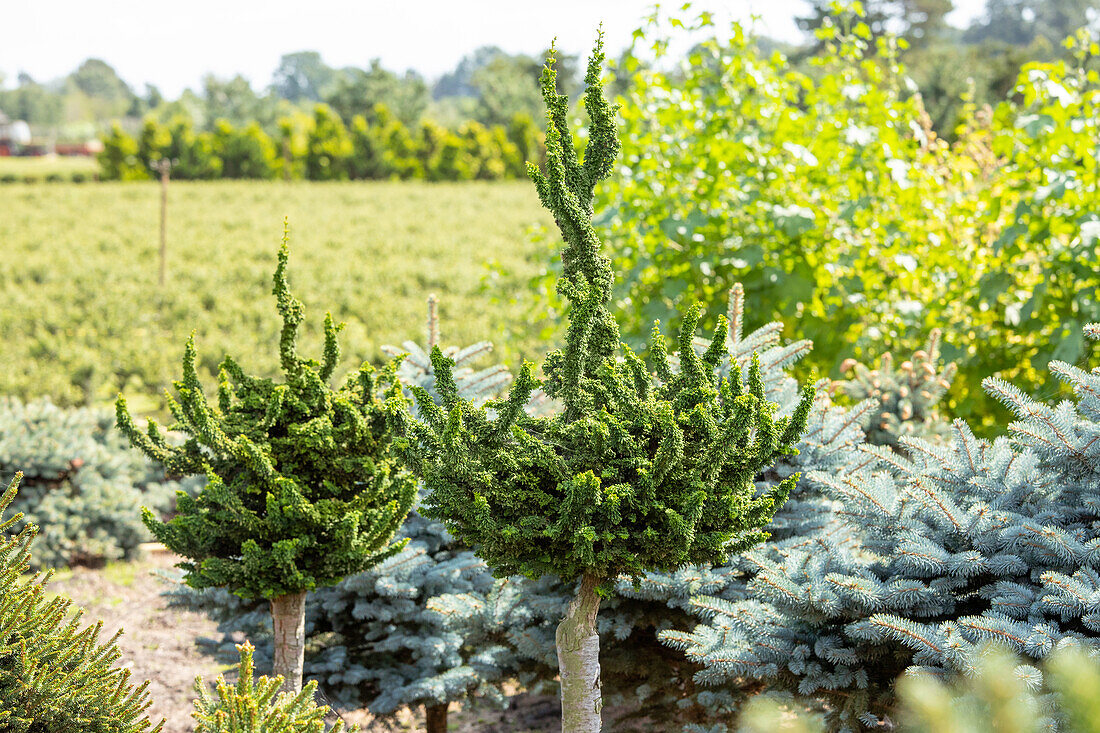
0;180;552;414
0;155;99;179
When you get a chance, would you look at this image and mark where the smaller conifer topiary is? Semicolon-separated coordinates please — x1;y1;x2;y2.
171;297;526;733
0;472;164;733
116;225;417;693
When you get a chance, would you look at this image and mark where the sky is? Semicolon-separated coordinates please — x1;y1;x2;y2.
0;0;988;96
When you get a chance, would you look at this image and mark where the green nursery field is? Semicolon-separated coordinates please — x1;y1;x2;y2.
0;180;552;413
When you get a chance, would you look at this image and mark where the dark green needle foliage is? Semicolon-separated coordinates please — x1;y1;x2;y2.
116;229;417;601
405;35;815;590
0;473;163;733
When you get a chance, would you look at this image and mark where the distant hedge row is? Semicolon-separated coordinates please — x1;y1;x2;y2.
0;171;95;184
98;103;543;182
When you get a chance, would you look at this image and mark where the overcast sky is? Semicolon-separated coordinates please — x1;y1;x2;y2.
0;0;987;96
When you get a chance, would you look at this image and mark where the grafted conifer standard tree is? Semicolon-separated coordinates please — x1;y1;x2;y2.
116;228;417;694
402;35;815;732
172;295;526;733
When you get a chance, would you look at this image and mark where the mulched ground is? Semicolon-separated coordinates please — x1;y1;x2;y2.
49;549;560;732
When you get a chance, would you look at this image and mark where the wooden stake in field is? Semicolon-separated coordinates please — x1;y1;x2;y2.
151;158;173;287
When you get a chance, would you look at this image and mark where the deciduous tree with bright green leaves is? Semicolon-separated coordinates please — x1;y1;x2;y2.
400;35;814;732
512;7;1099;434
115;226;417;694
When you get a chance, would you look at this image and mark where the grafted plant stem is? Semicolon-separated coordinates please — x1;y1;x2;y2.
557;573;603;732
271;591;307;694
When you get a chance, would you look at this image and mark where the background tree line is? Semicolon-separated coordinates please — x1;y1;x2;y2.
796;0;1099;135
97;104;543;182
0;43;576;145
4;0;1096;181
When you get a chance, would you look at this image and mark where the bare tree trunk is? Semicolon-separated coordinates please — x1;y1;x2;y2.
271;591;307;694
425;702;449;733
556;572;602;733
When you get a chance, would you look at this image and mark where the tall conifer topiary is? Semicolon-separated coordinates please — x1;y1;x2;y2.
400;35;814;732
116;226;417;694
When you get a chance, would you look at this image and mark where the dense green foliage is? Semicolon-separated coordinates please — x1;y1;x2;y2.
0;474;163;733
405;40;814;587
117;235;416;600
0;181;551;411
192;642;355;733
97;109;536;182
416;285;948;730
516;10;1099;431
0;397;200;568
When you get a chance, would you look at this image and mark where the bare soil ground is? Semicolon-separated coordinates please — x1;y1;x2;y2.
50;549;559;732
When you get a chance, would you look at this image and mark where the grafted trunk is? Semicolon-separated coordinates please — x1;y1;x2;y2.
271;590;308;694
556;572;602;733
425;701;449;733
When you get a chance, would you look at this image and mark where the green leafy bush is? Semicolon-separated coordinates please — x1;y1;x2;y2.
98;123;148;180
213;120;279;180
518;9;1099;430
304;104;352;181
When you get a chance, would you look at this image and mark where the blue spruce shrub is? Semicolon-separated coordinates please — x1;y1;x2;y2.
0;397;200;568
665;322;1100;730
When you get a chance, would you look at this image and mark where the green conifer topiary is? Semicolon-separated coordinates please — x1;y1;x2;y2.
192;641;356;733
116;225;417;694
400;34;814;731
172;296;528;733
0;473;163;733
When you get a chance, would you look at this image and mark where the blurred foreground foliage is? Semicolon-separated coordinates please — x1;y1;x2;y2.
740;646;1100;733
